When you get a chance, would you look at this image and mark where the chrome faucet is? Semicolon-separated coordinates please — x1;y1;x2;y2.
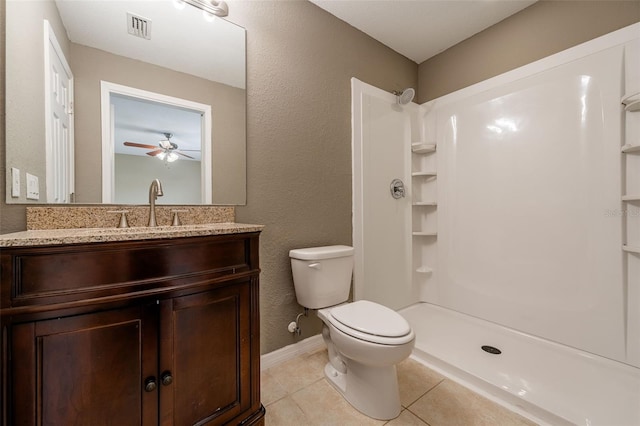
148;179;164;227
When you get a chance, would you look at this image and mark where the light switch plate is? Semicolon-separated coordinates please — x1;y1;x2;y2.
26;173;39;200
11;167;20;197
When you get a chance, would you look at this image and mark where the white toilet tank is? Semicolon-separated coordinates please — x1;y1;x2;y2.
289;245;354;309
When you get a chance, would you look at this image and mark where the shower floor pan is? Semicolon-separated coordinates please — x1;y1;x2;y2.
400;302;640;426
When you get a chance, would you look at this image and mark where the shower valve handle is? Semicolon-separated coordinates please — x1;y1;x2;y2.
390;179;405;199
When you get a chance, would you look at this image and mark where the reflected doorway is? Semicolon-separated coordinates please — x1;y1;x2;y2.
100;81;212;204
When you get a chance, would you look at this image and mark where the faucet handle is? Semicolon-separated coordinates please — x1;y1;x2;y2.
170;209;188;226
108;210;130;228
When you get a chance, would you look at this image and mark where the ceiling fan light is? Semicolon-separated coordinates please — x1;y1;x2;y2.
167;152;179;162
157;152;167;161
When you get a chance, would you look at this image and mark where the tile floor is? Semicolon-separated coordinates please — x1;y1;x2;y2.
261;348;538;426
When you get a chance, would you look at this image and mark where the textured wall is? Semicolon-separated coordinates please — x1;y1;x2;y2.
229;0;417;353
417;0;640;102
0;2;26;233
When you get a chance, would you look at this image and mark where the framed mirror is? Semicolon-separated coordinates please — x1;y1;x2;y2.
5;0;246;205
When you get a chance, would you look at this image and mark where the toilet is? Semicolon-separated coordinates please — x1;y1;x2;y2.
289;245;415;420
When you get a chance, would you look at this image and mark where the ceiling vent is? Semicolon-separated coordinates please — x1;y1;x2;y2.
127;12;151;40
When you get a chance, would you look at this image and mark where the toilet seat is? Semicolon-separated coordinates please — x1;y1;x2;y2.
326;301;415;345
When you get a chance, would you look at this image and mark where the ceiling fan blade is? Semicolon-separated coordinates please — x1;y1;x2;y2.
146;149;164;157
176;151;195;159
124;141;159;150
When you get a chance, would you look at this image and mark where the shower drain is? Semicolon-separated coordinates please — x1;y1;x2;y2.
481;345;502;355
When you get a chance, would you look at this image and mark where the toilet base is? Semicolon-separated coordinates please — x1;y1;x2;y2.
324;360;401;420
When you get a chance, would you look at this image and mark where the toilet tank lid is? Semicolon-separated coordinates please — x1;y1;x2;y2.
289;245;354;260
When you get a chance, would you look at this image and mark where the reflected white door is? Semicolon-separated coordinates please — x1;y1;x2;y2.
44;20;74;203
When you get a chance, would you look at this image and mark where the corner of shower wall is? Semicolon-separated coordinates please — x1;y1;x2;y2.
622;38;640;367
411;101;439;303
351;78;416;310
411;24;640;368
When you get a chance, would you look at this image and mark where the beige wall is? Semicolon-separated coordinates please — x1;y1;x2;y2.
229;0;417;353
5;0;69;203
1;0;28;232
114;154;201;204
417;0;640;102
2;0;637;354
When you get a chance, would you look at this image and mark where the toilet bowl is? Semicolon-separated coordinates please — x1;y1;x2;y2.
318;301;415;420
289;246;415;420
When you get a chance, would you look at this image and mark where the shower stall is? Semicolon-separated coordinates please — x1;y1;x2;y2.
352;24;640;426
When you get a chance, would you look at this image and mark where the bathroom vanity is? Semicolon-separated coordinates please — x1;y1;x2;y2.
0;225;264;425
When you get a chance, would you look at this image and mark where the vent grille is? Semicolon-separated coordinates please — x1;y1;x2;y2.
127;12;151;40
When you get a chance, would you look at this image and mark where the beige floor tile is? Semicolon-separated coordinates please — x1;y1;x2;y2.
408;380;538;426
397;358;445;407
266;351;326;394
306;348;330;371
261;370;289;406
290;379;386;426
264;396;309;425
385;409;430;426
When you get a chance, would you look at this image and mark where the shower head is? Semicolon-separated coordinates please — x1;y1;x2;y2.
394;88;415;105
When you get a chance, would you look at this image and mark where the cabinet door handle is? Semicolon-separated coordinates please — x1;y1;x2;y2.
161;371;173;386
144;376;157;392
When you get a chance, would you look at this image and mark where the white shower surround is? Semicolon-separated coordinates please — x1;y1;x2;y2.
352;23;640;426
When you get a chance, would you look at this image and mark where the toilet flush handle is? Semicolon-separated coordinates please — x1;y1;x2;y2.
308;263;321;269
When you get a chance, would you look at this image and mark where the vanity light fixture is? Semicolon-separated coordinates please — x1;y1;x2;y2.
182;0;229;18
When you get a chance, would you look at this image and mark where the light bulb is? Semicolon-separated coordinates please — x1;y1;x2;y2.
167;152;179;162
157;152;167;161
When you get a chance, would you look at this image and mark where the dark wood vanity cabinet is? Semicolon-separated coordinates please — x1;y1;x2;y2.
0;232;265;425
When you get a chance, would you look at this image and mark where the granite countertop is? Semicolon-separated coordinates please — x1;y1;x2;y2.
0;223;264;247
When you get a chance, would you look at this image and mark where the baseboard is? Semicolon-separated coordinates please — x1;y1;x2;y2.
260;334;325;371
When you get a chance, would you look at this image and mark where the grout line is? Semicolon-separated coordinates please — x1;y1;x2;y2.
402;376;446;408
404;379;447;425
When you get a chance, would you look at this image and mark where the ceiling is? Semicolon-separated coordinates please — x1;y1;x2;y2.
309;0;537;64
55;0;245;89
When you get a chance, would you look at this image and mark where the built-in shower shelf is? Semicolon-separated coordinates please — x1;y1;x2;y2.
412;143;436;154
622;195;640;201
623;245;640;254
622;144;640;153
415;266;433;274
413;201;437;206
622;92;640;112
412;171;437;177
412;231;437;237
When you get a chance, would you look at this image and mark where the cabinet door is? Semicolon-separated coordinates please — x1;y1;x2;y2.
10;305;158;426
160;281;252;425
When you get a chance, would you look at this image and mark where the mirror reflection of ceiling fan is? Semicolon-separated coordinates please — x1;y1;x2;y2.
124;133;200;162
